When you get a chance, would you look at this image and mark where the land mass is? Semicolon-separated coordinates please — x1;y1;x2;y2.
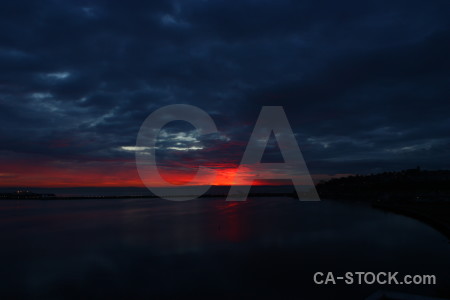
316;168;450;239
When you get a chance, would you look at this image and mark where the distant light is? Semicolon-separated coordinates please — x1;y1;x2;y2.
161;14;177;26
45;72;71;80
82;7;95;17
160;14;190;28
166;146;204;151
120;146;152;152
30;92;52;100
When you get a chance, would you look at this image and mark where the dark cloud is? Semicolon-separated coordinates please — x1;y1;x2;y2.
1;0;450;185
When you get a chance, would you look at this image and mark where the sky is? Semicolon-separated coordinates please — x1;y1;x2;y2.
1;0;450;187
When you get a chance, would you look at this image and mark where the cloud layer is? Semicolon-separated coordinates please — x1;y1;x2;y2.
1;0;450;186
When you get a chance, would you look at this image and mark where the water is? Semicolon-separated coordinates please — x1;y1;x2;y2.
0;198;448;299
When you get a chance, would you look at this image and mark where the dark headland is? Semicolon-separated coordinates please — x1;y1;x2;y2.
316;168;450;239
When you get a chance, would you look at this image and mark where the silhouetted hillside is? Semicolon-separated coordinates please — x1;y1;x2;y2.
317;168;450;238
316;168;450;202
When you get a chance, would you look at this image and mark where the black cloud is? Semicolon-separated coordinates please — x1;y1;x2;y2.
1;0;450;178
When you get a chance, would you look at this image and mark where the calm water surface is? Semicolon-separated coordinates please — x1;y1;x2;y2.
0;198;448;299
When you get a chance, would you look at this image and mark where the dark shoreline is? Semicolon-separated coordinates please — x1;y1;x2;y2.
373;202;450;240
0;192;298;200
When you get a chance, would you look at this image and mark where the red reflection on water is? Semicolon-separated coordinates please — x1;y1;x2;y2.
212;201;250;243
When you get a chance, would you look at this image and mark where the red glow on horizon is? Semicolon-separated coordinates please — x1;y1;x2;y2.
0;157;351;188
